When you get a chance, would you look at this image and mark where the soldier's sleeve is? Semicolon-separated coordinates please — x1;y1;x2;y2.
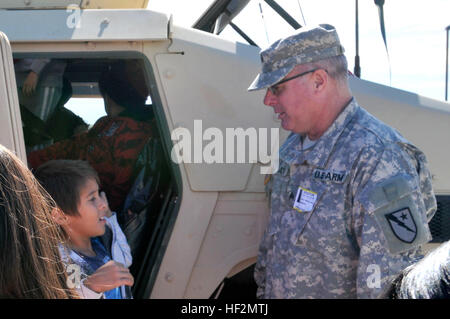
352;143;436;298
254;173;276;298
254;228;269;298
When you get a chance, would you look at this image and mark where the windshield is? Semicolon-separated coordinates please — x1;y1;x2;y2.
149;0;449;103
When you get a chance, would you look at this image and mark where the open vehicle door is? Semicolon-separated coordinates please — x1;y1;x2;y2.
0;32;26;162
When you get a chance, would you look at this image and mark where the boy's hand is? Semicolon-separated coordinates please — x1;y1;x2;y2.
83;261;134;293
100;191;113;218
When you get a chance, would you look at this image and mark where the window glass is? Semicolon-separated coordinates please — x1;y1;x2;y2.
65;98;106;126
14;57;153;152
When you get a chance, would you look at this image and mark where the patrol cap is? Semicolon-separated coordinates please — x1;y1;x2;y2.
248;24;345;91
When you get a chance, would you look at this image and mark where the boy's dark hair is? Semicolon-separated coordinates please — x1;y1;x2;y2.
34;160;100;216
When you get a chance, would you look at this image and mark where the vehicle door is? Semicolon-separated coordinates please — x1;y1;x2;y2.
0;31;26;162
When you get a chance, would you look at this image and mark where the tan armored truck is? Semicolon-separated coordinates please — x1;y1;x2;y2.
0;0;449;298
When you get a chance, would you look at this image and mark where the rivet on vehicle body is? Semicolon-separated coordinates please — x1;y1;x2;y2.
164;69;175;79
165;272;174;282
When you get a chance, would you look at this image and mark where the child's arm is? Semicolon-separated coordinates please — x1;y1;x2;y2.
78;281;104;299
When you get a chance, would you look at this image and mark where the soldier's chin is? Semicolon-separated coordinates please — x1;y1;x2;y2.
280;118;291;131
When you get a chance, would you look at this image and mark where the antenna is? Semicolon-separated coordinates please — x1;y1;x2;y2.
354;0;361;78
446;25;449;101
374;0;392;86
296;0;306;26
259;1;270;45
263;0;301;30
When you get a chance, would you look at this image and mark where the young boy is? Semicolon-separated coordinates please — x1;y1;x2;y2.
34;159;133;299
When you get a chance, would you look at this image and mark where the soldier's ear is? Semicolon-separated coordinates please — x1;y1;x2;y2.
51;207;69;226
312;69;328;92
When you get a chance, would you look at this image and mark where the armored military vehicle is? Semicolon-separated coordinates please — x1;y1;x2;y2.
0;0;449;298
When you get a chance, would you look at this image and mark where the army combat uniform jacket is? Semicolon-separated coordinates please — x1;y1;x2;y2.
255;98;436;298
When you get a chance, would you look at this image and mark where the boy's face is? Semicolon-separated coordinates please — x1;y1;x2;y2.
65;178;108;240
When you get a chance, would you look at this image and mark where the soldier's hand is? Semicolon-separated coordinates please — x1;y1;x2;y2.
83;260;134;293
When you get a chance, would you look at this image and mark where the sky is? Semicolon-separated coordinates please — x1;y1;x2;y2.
148;0;450;103
66;0;450;123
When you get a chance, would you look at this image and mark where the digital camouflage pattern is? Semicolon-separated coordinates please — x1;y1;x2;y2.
28;115;154;212
248;24;344;92
255;99;436;298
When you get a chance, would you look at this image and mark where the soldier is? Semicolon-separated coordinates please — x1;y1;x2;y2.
248;24;437;298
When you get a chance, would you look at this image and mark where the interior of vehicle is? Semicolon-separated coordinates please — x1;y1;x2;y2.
14;55;179;298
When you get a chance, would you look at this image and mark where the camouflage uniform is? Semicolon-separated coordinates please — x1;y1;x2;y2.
249;25;437;298
248;24;345;92
254;98;436;298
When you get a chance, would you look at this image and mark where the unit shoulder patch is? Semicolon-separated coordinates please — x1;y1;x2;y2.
384;207;417;244
367;175;432;255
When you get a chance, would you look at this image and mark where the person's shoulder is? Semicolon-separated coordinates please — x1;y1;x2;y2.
110;114;153;128
91;115;111;127
348;105;428;178
92;114;147;131
116;117;155;138
352;105;408;149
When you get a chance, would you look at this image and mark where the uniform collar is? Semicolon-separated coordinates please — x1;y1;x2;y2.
279;98;359;167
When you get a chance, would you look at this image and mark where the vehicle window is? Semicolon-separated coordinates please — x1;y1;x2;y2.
64;98;106;126
13;57;153;152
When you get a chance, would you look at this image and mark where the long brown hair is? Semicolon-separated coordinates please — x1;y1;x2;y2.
0;144;77;298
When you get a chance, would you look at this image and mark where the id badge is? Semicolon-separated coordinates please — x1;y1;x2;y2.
293;187;317;213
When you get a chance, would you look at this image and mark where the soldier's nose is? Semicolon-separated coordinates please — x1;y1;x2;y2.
264;89;278;107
